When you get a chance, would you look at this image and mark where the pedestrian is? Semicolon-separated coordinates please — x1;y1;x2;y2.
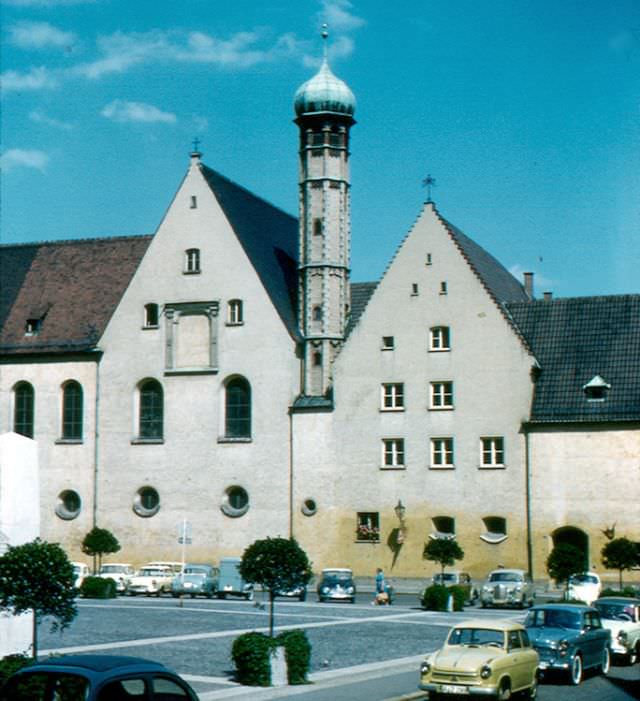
373;567;389;605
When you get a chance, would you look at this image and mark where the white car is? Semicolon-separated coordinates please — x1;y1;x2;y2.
566;572;601;605
72;562;90;589
127;564;177;596
594;597;640;664
97;563;135;593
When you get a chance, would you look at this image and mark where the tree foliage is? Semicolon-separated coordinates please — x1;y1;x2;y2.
81;527;121;573
546;543;584;588
0;539;78;658
423;537;464;576
239;538;312;637
601;537;638;589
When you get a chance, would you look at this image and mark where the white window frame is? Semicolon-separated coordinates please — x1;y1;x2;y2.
381;383;404;411
381;438;405;469
430;381;453;409
227;299;244;325
430;326;450;352
480;437;505;468
430;437;454;468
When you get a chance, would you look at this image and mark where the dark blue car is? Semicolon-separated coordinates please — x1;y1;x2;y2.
0;654;200;700
524;604;611;685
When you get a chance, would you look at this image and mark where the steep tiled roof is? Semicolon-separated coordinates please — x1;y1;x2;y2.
0;236;151;355
200;165;300;339
346;281;377;337
507;295;640;423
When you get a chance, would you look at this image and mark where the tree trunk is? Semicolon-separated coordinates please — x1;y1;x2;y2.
32;611;38;659
269;591;275;638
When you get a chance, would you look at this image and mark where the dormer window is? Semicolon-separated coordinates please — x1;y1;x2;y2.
583;375;611;402
184;248;200;274
25;318;42;336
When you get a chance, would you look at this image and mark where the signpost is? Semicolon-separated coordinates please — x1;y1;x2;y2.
177;519;192;573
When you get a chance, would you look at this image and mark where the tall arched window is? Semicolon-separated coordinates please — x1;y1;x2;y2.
14;382;34;438
62;380;83;440
225;377;251;438
139;379;163;439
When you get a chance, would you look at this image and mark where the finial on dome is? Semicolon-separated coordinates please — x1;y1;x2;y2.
321;24;329;62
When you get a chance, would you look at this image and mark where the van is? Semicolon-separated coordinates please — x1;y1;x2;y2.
216;557;253;600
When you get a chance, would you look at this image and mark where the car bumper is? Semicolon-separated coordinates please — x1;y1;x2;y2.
419;682;499;696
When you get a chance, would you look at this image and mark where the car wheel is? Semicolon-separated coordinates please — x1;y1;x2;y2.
299;592;306;602
171;593;179;598
525;675;538;700
481;601;487;609
496;677;511;700
569;655;582;685
245;590;254;601
600;646;610;675
629;643;639;665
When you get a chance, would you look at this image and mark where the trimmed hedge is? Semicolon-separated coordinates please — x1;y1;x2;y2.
601;587;638;598
80;576;116;599
231;629;311;686
420;584;464;611
0;654;32;685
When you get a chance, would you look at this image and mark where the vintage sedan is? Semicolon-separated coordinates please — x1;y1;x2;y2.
127;564;177;596
432;571;479;605
480;568;536;609
171;564;219;598
566;572;601;605
594;596;640;664
418;619;539;700
317;568;356;603
525;604;611;684
0;654;199;700
97;562;135;594
72;562;90;589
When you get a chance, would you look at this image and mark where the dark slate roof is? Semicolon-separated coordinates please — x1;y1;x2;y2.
200;165;300;339
507;295;640;423
346;281;377;337
0;236;151;355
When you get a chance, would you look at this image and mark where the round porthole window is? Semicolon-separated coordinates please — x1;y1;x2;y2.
221;486;249;518
133;486;160;517
55;490;82;520
301;498;317;517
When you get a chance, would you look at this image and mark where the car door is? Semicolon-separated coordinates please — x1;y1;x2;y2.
581;611;604;667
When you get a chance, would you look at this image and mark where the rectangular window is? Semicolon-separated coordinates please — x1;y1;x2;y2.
356;512;380;542
411;283;419;295
25;318;42;336
381;383;404;411
430;326;450;351
430;381;453;409
184;248;201;274
430;437;454;468
480;437;505;468
440;281;448;295
382;438;405;468
381;336;395;350
227;299;244;325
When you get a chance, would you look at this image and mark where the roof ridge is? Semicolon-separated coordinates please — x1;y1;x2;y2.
0;233;153;250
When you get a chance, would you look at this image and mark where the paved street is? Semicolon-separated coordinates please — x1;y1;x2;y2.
37;593;639;700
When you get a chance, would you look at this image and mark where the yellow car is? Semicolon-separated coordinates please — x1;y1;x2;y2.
419;619;539;700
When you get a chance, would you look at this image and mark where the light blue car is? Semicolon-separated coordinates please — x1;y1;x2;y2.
216;557;254;600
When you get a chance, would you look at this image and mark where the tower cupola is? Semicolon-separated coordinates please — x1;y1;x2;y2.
294;57;356;119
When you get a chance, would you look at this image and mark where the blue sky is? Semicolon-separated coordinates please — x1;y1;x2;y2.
1;0;638;298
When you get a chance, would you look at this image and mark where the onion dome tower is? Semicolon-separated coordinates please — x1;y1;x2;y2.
294;26;356;397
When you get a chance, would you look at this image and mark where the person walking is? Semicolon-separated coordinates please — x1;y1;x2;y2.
374;567;389;605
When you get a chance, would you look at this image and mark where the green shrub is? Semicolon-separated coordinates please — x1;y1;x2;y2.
80;576;116;599
421;584;449;611
0;653;32;685
277;630;311;684
231;632;277;686
601;587;638;598
447;585;466;612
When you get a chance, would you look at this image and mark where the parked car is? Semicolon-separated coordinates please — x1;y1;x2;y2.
274;584;307;601
480;568;536;609
566;571;602;605
97;562;135;594
594;596;640;664
0;654;199;700
72;562;90;589
216;557;253;600
317;568;356;603
127;564;177;596
418;619;539;700
171;564;219;598
525;603;611;684
146;560;184;574
432;570;479;604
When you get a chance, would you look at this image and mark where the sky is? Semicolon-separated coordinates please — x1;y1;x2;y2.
1;0;639;298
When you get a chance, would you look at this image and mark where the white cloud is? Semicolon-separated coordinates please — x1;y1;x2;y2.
319;0;365;32
29;109;73;130
1;66;57;92
9;21;76;50
1;148;49;173
101;100;177;124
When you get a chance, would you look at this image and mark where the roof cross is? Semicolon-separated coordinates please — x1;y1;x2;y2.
422;174;436;203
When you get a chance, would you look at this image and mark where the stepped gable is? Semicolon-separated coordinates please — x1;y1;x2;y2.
507;295;640;423
200;165;299;339
0;235;151;355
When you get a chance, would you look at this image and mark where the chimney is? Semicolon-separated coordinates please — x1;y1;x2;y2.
543;291;553;301
523;272;534;300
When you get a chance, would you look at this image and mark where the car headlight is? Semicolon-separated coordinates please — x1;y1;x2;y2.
322;586;330;594
558;639;569;656
617;630;628;644
151;579;157;587
482;585;491;592
420;661;431;675
480;664;492;679
347;586;354;594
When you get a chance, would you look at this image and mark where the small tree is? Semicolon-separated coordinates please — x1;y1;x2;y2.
423;537;464;578
546;543;584;592
0;539;78;658
81;527;121;574
239;538;312;637
602;537;638;589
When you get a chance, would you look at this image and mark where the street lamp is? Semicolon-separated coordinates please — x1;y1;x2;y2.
394;499;406;524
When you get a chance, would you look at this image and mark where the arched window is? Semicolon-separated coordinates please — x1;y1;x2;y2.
227;299;243;325
139;379;163;439
225;377;251;438
14;382;34;438
431;516;455;540
312;305;323;322
62;381;83;440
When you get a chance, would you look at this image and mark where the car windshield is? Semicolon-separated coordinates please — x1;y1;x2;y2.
434;573;456;583
595;602;638;621
4;671;90;701
525;609;581;629
448;628;505;648
488;572;522;583
324;571;351;583
138;567;169;576
569;574;598;585
100;565;126;573
184;566;208;575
